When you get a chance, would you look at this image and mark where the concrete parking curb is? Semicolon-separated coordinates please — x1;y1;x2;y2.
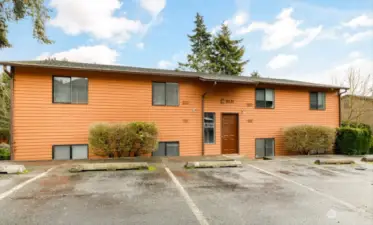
185;160;242;168
0;164;26;174
314;159;355;165
361;156;373;162
69;162;149;172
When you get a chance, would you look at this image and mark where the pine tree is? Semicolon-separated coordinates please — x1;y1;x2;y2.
209;24;248;75
250;71;260;78
0;0;53;48
178;13;212;73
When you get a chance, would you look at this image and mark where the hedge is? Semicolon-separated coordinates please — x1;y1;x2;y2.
284;125;336;155
336;127;371;155
0;143;10;160
89;122;158;157
370;137;373;154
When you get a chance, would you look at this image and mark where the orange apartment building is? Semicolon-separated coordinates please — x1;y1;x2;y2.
1;60;347;161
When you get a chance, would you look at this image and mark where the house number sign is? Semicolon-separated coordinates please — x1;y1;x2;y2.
220;98;234;104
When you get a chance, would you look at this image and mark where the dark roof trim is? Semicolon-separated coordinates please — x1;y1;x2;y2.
0;60;349;90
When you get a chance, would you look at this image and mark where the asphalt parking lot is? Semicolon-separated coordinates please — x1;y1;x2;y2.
0;156;372;225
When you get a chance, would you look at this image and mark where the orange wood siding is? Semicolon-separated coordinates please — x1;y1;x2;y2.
203;84;339;158
12;67;339;160
13;67;203;160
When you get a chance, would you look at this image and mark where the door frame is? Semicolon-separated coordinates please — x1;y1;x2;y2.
220;113;239;154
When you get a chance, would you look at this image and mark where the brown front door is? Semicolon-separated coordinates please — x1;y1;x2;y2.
221;114;238;154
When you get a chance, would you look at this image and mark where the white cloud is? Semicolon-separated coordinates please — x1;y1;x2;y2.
157;51;186;69
36;45;119;64
294;26;322;48
344;30;373;43
343;14;373;28
238;8;323;50
267;54;298;69
157;60;173;69
49;0;144;44
348;51;362;59
136;42;145;49
233;11;249;26
140;0;166;18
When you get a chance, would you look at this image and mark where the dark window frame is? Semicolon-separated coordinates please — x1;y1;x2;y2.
152;141;180;156
255;138;275;158
52;144;89;160
52;75;89;104
309;92;326;110
255;88;275;109
152;82;179;106
204;112;216;144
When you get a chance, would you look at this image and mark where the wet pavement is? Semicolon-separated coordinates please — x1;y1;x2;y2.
0;156;372;225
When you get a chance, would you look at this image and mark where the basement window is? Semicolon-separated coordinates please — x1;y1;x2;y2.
255;138;274;158
310;92;325;110
53;76;88;104
152;142;179;156
53;145;88;160
256;88;274;108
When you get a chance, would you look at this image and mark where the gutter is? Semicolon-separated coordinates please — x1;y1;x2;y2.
338;88;348;126
3;65;14;160
201;81;217;156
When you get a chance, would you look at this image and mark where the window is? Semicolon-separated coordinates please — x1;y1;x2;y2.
152;82;179;106
256;88;274;108
152;142;179;156
255;138;274;158
310;92;325;110
53;145;88;160
53;76;88;104
204;113;215;144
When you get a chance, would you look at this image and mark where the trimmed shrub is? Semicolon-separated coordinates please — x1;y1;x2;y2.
0;143;10;160
88;122;158;158
109;123;136;157
284;125;336;155
127;122;158;155
336;127;371;155
341;121;372;136
370;137;373;154
88;123;113;157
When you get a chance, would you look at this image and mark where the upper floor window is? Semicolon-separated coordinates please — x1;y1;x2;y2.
152;82;179;106
53;76;88;104
256;88;274;108
310;92;325;110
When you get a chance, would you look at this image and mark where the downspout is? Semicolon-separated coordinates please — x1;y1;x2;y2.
201;81;217;156
338;88;348;127
3;65;14;160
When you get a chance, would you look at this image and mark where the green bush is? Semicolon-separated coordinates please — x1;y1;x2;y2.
369;136;373;154
341;121;372;136
336;127;371;155
127;122;158;155
284;125;336;155
0;127;9;140
0;143;10;160
88;123;113;157
88;122;158;158
109;123;136;157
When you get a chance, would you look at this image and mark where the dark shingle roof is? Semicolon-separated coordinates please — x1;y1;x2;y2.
0;60;348;89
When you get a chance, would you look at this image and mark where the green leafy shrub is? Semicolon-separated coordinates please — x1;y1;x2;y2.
336;127;371;155
88;122;158;158
370;137;373;154
341;121;372;136
88;123;113;157
109;123;136;157
127;122;158;155
0;143;10;160
284;125;336;155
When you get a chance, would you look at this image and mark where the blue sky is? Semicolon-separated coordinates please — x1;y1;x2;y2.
1;0;372;85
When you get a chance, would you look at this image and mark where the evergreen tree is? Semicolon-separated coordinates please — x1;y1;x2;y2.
209;24;248;75
178;13;212;73
250;71;260;78
0;0;53;48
